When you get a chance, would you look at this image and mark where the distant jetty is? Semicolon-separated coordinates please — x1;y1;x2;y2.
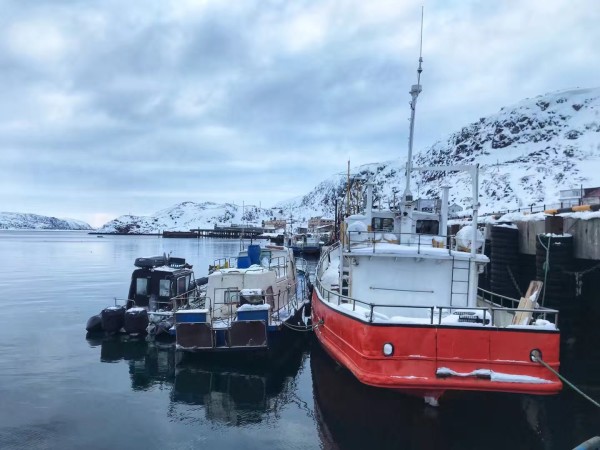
88;231;162;236
89;224;269;239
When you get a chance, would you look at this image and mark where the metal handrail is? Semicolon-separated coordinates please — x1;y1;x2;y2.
314;274;559;326
204;276;306;325
477;287;521;309
118;285;203;311
344;230;486;256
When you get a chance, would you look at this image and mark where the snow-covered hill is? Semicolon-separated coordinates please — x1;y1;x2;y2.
277;87;600;218
96;87;600;233
97;202;280;234
0;212;93;230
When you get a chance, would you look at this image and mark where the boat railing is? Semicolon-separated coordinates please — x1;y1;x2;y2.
115;285;202;312
314;276;559;327
264;255;289;278
272;278;305;322
170;286;203;309
295;257;309;274
477;287;521;309
344;231;486;256
205;278;304;325
211;257;238;271
210;255;289;277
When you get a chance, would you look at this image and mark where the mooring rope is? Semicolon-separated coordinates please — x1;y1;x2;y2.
531;350;600;409
537;234;552;308
282;318;323;332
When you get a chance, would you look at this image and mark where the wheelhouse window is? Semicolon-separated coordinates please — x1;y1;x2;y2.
372;217;394;232
177;277;187;295
136;278;148;295
224;289;240;304
159;279;171;297
416;219;439;235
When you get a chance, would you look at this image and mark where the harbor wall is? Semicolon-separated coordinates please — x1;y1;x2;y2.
502;217;600;260
479;216;600;343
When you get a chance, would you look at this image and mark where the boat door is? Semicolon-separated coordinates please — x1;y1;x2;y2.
131;274;151;307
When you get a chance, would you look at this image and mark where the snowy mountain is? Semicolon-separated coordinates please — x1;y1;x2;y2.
277;87;600;218
0;212;93;230
97;201;280;234
96;87;600;233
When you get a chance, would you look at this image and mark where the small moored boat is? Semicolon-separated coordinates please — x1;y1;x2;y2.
86;255;204;338
174;244;309;356
288;233;322;255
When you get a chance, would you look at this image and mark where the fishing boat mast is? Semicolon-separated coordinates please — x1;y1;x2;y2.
402;7;424;204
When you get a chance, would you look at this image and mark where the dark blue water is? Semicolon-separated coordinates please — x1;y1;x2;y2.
0;231;598;449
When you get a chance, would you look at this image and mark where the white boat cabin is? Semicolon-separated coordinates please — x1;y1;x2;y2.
205;246;298;323
321;180;489;323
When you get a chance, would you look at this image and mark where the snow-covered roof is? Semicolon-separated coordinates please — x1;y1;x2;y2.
240;289;264;296
237;304;271;312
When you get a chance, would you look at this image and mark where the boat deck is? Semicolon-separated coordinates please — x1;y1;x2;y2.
318;245;557;329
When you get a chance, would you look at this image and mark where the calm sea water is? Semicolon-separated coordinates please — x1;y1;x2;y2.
0;230;598;449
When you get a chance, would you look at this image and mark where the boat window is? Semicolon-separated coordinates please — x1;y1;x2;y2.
136;278;148;296
416;219;439;235
159;279;170;297
177;277;186;294
372;217;394;231
224;289;239;304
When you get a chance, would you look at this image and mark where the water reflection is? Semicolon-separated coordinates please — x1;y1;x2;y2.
310;344;548;450
88;336;308;427
84;334;600;449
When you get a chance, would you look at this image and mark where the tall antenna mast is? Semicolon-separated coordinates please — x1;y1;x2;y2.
403;6;424;202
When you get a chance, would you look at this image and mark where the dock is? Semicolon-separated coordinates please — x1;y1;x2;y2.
163;225;267;239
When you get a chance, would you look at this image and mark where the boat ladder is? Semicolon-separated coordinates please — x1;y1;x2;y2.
450;257;470;306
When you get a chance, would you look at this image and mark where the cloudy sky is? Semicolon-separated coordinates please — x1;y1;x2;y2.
1;0;598;227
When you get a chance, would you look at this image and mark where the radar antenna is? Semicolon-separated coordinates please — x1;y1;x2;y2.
403;6;424;203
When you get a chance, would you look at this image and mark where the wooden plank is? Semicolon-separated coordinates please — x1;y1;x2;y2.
525;280;543;304
513;297;534;325
512;280;543;325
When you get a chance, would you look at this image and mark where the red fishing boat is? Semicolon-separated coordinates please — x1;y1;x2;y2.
311;26;561;405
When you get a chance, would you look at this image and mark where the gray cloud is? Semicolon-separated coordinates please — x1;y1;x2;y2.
0;0;599;226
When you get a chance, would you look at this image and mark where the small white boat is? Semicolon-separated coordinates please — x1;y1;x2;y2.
175;244;309;357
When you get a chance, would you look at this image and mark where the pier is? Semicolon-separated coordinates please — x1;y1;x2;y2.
163;225;267;239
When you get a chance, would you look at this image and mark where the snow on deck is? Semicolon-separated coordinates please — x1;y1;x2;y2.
213;265;269;275
320;256;340;287
240;288;264;296
436;367;553;384
237;304;271;312
347;242;489;262
153;265;179;272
